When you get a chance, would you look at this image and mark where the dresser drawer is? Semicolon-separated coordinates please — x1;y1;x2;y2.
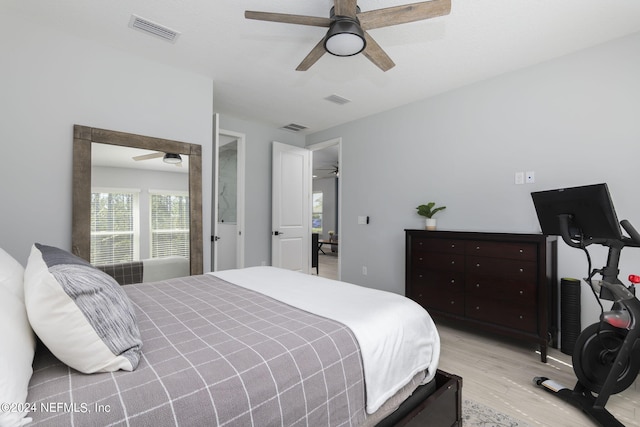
412;284;464;316
465;256;536;283
465;241;537;261
465;279;537;306
412;270;464;292
465;296;537;333
413;238;465;254
413;252;465;272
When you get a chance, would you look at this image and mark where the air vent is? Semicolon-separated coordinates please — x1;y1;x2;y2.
129;15;180;43
324;94;351;105
281;123;308;132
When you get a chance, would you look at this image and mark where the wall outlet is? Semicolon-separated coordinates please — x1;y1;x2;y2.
362;266;367;275
515;172;524;185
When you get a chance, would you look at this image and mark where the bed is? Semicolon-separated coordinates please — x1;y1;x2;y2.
1;244;461;427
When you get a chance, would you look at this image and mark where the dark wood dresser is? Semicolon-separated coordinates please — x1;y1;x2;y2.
405;230;557;362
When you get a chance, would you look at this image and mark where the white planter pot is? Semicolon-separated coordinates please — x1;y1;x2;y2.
425;218;437;230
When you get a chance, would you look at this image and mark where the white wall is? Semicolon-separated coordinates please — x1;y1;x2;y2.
0;13;213;268
307;32;640;328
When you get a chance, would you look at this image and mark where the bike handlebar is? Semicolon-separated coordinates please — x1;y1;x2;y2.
557;215;640;249
621;219;640;246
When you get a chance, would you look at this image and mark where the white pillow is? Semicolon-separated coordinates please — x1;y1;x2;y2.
0;248;35;427
24;244;142;374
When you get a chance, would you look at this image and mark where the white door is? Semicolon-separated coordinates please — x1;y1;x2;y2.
272;142;311;272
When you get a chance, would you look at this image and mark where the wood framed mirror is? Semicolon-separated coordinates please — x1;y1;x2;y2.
72;124;203;276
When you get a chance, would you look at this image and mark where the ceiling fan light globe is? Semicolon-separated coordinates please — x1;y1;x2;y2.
163;153;182;164
324;20;366;57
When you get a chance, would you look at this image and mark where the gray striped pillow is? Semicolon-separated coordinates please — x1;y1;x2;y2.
24;244;142;373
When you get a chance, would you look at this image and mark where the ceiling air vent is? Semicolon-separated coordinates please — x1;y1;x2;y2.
324;94;351;105
281;123;308;132
128;15;180;43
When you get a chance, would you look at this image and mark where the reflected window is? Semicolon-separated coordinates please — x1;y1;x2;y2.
312;191;323;234
150;191;190;258
90;190;140;265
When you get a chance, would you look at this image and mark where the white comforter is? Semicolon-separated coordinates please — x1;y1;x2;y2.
210;267;440;414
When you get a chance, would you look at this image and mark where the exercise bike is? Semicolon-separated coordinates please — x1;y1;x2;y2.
531;184;640;427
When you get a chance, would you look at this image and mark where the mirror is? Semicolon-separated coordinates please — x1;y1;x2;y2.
72;125;203;277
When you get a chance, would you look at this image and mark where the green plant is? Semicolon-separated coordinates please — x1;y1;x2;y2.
416;202;446;218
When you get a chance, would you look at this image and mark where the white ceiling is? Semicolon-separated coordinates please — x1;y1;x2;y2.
5;1;640;135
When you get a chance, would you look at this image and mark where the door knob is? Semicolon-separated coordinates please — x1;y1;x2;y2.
274;231;284;236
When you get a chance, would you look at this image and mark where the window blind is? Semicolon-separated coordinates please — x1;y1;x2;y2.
90;191;137;265
150;193;189;259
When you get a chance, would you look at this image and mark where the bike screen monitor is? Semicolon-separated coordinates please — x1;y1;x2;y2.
531;183;622;241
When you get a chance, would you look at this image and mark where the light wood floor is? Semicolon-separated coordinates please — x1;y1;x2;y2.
313;253;339;280
313;258;640;425
436;322;640;426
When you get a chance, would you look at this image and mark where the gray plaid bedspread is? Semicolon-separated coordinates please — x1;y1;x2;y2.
26;274;367;426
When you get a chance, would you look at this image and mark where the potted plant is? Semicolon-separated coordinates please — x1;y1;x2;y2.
416;202;446;230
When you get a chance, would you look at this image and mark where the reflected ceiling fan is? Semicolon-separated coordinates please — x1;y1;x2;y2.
132;151;183;166
245;0;451;71
318;163;339;177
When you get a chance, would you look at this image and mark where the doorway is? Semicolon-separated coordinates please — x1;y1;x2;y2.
309;138;341;280
212;128;245;271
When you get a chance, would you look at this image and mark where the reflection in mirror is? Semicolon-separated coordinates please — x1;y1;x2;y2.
73;125;203;282
218;139;237;224
91;144;189;266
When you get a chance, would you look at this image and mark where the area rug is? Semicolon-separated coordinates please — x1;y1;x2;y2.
463;399;533;427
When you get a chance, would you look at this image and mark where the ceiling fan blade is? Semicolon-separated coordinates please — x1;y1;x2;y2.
245;11;331;28
296;38;327;71
362;33;395;71
334;0;358;18
358;0;451;30
132;152;164;161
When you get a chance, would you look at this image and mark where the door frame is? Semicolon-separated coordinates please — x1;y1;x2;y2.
212;119;246;271
308;137;342;279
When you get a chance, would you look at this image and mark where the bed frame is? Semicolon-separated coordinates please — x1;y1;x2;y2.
378;370;462;427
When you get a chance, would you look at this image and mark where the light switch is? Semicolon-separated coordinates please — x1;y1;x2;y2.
526;171;535;184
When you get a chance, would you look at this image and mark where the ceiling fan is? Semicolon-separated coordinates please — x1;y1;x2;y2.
132;151;183;166
245;0;451;72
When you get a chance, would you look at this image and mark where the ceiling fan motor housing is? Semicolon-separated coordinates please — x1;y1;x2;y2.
324;6;365;57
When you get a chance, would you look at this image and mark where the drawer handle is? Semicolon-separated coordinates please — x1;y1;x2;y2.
418;257;423;261
519;268;524;273
519;315;524;319
476;283;480;288
450;301;455;305
451;261;455;265
450;279;456;284
475;306;480;310
476;263;480;267
519;290;524;295
451;244;456;248
519;249;524;253
418;274;423;278
419;242;423;246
